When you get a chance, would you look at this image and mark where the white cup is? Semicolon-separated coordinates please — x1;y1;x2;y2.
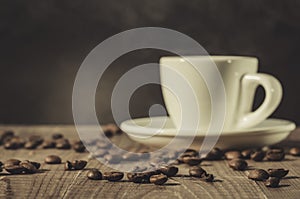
160;56;282;132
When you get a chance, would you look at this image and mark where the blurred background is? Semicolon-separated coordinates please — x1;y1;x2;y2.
0;0;299;125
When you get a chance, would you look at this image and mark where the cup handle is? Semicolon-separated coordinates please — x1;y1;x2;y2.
236;73;282;129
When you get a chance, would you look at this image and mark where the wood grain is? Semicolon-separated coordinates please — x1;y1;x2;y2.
0;125;299;199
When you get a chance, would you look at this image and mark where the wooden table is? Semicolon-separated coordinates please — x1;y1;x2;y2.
0;125;299;199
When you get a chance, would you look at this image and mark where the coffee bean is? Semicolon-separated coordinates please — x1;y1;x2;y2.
42;140;56;149
52;133;63;140
122;153;140;161
4;137;24;149
29;161;40;169
20;162;37;174
55;139;71;149
228;159;248;171
4;159;21;167
45;155;62;164
21;160;41;170
103;171;124;181
0;130;14;145
87;169;103;180
203;148;223;160
73;143;86;153
140;170;161;183
183;149;199;157
267;168;289;178
4;165;25;174
265;177;280;188
24;141;40;149
104;154;122;164
28;135;43;145
241;149;253;159
266;149;285;161
127;173;145;183
64;161;73;170
248;169;269;181
250;151;265;161
71;160;87;170
262;146;284;153
159;166;178;177
182;156;202;166
225;151;242;160
201;173;214;182
189;166;206;178
150;174;168;185
289;147;300;156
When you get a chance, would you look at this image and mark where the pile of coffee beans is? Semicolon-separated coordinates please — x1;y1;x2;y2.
247;168;289;188
0;124;122;153
0;159;41;174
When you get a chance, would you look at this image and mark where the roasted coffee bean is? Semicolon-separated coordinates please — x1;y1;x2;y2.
241;149;253;159
73;143;86;153
24;141;40;149
55;139;71;149
203;148;223;160
103;171;124;181
141;170;161;183
266;149;285;161
182;156;202;166
4;137;25;149
52;133;63;140
267;168;289;178
87;169;103;180
289;147;300;156
228;159;248;171
150;174;168;185
104;154;122;164
265;177;280;188
31;162;41;169
201;173;214;182
4;159;21;167
28;135;43;145
183;149;199;157
42;140;56;149
189;166;206;178
20;162;37;174
225;151;242;160
122;153;140;161
250;151;265;162
159;166;178;177
71;160;87;170
127;173;145;183
0;130;14;144
248;169;269;181
21;160;41;170
262;146;284;152
64;161;73;170
45;155;62;164
5;165;25;174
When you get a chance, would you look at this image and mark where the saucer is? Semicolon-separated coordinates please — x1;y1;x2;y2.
120;116;296;149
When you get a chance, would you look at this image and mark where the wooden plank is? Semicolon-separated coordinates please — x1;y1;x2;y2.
0;125;299;199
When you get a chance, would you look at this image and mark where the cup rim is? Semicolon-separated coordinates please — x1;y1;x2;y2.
160;55;258;62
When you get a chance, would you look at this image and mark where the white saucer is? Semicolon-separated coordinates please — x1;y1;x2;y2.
120;116;296;149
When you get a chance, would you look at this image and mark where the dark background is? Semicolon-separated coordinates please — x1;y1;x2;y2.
0;0;299;125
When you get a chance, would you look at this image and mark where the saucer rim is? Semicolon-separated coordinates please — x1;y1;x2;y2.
120;116;296;137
